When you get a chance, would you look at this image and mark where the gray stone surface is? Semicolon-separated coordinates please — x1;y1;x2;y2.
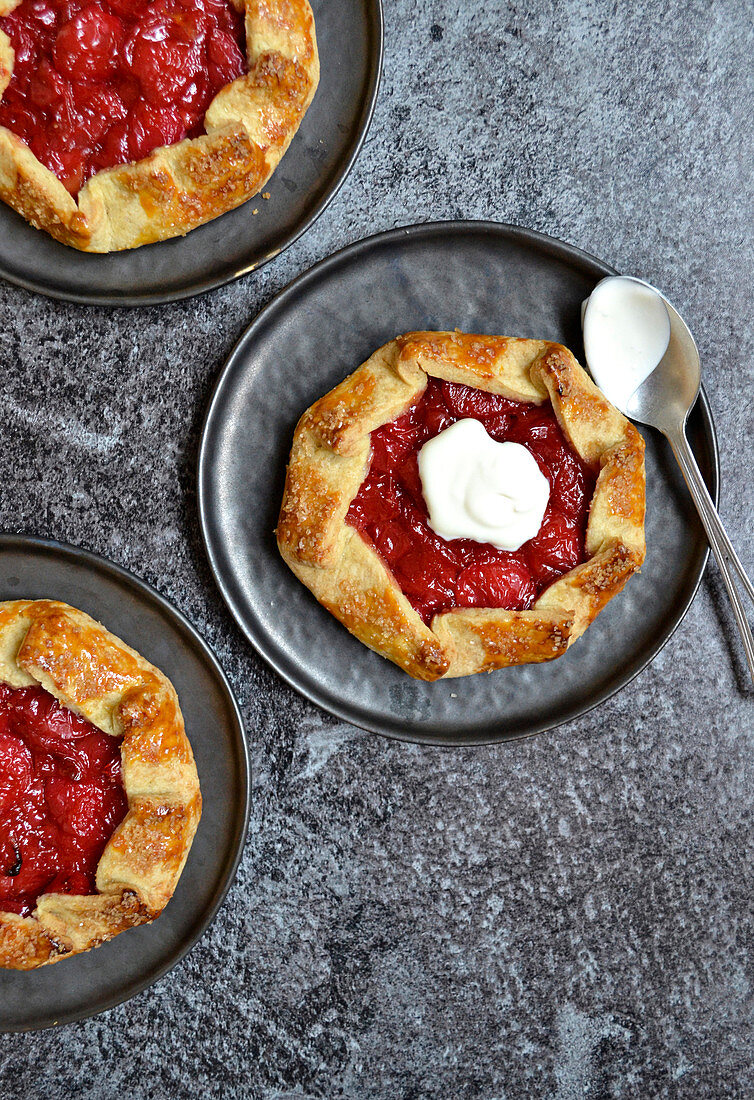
0;0;753;1095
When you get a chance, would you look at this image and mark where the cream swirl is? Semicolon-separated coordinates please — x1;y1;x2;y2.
417;419;550;552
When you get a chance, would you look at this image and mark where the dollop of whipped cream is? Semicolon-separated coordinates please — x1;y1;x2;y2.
582;276;671;412
417;419;550;551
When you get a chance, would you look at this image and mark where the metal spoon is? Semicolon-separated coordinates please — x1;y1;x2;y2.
583;275;754;684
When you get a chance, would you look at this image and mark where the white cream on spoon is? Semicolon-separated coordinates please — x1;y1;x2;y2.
582;276;671;411
418;419;550;552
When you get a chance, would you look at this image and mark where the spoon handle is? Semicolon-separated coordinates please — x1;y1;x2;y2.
667;425;754;684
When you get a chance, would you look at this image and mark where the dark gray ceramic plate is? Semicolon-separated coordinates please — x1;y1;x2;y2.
0;536;250;1031
198;221;719;745
0;0;382;305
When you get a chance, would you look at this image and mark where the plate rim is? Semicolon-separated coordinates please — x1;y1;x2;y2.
0;0;384;307
0;532;251;1033
197;218;721;747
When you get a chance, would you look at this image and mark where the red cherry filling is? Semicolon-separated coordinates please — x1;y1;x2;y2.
346;378;596;625
0;0;246;194
0;683;127;918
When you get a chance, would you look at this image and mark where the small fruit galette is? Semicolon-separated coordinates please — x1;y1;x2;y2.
0;0;318;250
277;331;646;680
0;600;201;969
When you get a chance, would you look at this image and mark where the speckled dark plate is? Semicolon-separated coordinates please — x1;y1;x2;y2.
0;535;250;1032
198;221;719;745
0;0;382;306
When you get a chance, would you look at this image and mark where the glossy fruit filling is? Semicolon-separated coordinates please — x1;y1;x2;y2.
0;683;127;918
0;0;246;194
347;378;596;624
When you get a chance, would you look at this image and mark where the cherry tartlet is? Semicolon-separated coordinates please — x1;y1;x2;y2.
0;600;201;970
0;0;319;251
0;0;247;195
278;331;647;681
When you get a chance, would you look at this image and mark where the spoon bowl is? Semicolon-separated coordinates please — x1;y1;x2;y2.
626;289;702;434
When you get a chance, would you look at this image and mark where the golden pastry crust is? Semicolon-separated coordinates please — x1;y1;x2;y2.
277;332;647;680
0;599;201;969
0;0;319;251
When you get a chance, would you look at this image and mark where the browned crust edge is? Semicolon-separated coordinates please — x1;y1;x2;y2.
0;0;319;251
276;332;647;681
0;600;201;969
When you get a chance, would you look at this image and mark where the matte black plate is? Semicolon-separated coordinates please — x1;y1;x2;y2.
0;0;382;305
0;536;250;1031
198;221;719;745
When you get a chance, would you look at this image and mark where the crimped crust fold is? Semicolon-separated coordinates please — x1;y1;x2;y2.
277;332;647;680
0;19;15;94
279;524;450;681
0;600;201;969
0;0;318;251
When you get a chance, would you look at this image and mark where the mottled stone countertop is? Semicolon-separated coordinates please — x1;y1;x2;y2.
1;0;753;1096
